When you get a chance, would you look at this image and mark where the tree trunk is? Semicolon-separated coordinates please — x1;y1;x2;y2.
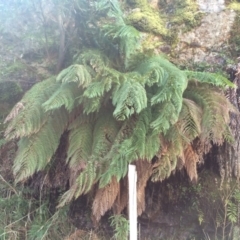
216;63;240;182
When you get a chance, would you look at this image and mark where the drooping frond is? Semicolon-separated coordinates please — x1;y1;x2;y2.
99;117;138;187
113;177;128;215
13;108;69;182
135;160;153;215
56;64;92;88
4;77;59;139
43;82;82;112
58;161;97;207
67;115;94;169
178;98;203;141
91;108;120;159
151;154;172;182
104;24;140;64
183;144;198;182
112;74;147;120
184;81;234;145
150;102;178;133
75;50;110;73
135;56;188;132
185;71;236;88
92;177;120;222
130;108;160;160
60;109;121;205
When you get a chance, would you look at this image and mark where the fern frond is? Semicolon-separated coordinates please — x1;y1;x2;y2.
58;160;97;208
150;102;177;133
136;56;187;90
104;24;140;63
67;116;93;169
13;108;69;182
75;161;97;196
135;56;188;133
76;50;110;73
92;108;120;159
184;82;233;145
130;109;160;160
92;177;120;222
178;98;203;141
183;144;198;182
151;155;172;182
99;117;138;187
112;75;147;120
83;67;120;98
56;64;92;88
43;82;82;112
4;77;59;139
185;71;236;88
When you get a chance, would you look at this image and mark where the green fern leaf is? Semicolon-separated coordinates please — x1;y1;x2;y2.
13;108;69;182
4;77;58;140
112;75;147;120
56;64;92;88
178;98;203;141
185;71;236;88
67;116;93;169
43;82;82;112
184;82;233;144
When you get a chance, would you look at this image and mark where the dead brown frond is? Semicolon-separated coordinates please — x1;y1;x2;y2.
135;160;153;215
113;177;128;215
92;177;120;222
4;102;25;124
184;144;199;182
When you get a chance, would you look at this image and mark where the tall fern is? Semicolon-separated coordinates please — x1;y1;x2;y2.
3;0;236;221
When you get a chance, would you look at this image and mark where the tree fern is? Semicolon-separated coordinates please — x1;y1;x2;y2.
4;0;237;222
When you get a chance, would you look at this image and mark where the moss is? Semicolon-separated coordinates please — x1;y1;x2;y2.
141;34;163;53
159;0;202;32
127;0;168;36
228;2;240;11
228;10;240;58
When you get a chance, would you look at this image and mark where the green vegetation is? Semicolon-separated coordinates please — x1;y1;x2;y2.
3;0;234;221
159;0;202;30
0;0;239;239
127;0;168;36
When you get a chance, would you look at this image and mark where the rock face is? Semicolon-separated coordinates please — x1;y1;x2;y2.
176;2;236;63
177;11;235;63
197;0;225;13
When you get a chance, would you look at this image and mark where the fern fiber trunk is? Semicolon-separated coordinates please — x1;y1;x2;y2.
216;62;240;181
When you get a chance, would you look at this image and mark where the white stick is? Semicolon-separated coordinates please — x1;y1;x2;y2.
128;164;137;240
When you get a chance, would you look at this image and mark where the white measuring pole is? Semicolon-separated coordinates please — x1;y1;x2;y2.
128;164;137;240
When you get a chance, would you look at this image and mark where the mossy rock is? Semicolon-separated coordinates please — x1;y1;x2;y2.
159;0;202;31
228;12;240;57
127;0;168;36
